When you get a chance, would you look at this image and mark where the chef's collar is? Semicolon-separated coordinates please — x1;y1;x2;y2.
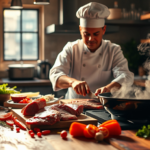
83;39;104;55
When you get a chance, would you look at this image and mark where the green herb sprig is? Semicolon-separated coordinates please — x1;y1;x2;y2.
136;125;150;139
0;84;20;94
0;120;13;129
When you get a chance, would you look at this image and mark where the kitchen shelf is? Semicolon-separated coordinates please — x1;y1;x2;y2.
0;78;51;87
105;19;150;25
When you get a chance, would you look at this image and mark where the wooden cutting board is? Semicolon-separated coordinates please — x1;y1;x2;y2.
59;99;101;104
106;130;150;150
11;109;98;130
4;99;59;109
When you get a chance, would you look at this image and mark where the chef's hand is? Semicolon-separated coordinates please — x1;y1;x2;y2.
95;82;121;96
71;80;90;96
95;86;110;96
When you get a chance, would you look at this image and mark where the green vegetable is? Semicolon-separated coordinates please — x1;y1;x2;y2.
0;84;20;94
136;125;150;139
0;120;13;129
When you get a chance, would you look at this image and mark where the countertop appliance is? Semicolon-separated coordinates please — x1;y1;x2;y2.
8;64;35;80
37;60;51;79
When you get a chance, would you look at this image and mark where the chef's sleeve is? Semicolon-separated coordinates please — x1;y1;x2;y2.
50;42;72;91
111;46;134;86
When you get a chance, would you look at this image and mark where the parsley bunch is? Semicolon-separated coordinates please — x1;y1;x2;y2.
0;84;20;94
136;125;150;139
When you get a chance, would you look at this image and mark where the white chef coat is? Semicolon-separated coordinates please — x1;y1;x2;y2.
50;39;134;99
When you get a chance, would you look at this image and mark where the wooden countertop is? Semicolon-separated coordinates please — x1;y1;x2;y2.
0;109;117;150
0;78;51;87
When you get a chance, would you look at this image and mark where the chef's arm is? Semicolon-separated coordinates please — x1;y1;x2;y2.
56;75;90;96
95;82;121;95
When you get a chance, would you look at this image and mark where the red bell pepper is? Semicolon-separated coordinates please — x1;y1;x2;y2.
69;122;86;137
98;120;121;138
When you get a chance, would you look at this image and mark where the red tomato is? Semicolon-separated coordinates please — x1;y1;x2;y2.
37;132;42;137
42;130;51;135
13;118;26;130
97;127;109;138
0;112;13;121
60;130;67;139
16;127;20;132
34;128;40;132
19;100;24;103
30;132;35;138
28;130;33;134
6;119;14;126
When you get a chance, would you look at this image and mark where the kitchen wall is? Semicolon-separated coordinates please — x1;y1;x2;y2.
44;0;150;69
1;0;150;77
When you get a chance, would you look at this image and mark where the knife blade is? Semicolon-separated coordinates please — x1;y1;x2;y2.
87;91;100;102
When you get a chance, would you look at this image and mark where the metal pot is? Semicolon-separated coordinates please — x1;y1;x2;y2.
8;64;35;80
98;92;150;120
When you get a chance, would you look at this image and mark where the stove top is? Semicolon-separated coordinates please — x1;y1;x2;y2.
85;109;150;130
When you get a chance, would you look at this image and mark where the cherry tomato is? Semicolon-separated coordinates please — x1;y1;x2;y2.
97;127;109;138
42;130;51;135
34;128;40;132
0;112;13;121
28;130;33;134
16;127;20;132
30;132;35;138
19;100;24;103
6;119;14;126
60;130;67;139
37;132;42;137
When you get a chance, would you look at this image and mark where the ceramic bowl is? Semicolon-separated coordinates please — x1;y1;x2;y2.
0;94;10;105
11;94;27;103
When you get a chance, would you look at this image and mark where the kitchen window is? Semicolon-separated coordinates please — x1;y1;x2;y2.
3;8;39;61
0;4;44;72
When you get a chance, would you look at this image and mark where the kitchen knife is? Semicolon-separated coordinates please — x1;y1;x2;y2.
87;91;99;102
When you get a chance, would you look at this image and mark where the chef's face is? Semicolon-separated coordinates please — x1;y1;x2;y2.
79;26;106;52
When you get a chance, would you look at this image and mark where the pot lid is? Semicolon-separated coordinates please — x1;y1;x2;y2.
8;64;35;68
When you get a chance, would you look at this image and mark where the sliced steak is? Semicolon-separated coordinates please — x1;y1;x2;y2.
26;108;61;125
21;98;46;116
69;99;104;110
48;104;83;116
26;117;58;125
45;105;77;121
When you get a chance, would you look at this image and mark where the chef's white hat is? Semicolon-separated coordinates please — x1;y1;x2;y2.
76;2;110;28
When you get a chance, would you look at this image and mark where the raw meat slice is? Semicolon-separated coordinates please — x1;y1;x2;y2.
26;117;58;125
45;105;77;121
34;109;61;122
26;108;61;125
69;99;104;110
47;104;83;116
21;98;46;116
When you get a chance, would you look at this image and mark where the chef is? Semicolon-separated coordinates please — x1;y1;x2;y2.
50;2;134;99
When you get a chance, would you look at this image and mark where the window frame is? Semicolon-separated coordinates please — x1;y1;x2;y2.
0;4;44;71
3;8;39;61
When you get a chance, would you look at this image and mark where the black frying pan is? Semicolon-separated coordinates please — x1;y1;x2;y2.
98;92;150;118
